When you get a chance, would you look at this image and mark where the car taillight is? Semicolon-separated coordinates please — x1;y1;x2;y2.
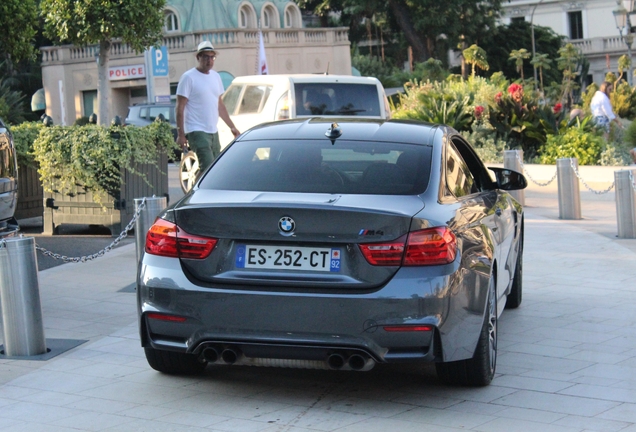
359;227;456;266
275;92;291;120
403;227;456;266
358;235;406;266
145;219;217;259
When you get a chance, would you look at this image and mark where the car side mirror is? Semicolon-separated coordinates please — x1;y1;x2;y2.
488;167;527;191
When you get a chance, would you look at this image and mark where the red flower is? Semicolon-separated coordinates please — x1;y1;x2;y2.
507;83;524;104
507;83;523;95
494;92;503;103
553;103;562;114
474;105;484;118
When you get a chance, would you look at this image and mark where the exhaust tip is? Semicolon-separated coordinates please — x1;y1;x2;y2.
348;354;368;371
221;348;240;364
202;347;219;363
327;353;345;370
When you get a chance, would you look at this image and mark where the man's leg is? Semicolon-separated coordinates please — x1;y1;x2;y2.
186;131;214;173
211;132;221;159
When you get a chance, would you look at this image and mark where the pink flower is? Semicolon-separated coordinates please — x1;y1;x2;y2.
494;92;503;103
474;105;484;118
553;103;562;114
507;83;524;103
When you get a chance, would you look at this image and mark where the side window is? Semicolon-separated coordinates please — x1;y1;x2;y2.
139;107;149;120
148;107;170;122
222;84;243;114
446;142;476;198
238;85;270;114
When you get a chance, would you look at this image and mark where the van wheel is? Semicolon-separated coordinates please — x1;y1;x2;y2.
436;276;497;386
180;151;199;193
144;347;207;375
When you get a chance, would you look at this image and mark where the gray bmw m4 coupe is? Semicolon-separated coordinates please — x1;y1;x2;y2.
138;118;526;386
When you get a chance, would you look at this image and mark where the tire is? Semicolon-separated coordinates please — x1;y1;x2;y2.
505;226;523;309
144;347;207;375
436;276;497;386
179;151;200;193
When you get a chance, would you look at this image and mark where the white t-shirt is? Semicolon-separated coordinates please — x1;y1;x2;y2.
590;90;616;121
176;68;224;134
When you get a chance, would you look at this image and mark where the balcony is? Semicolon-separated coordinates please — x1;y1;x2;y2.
40;27;350;65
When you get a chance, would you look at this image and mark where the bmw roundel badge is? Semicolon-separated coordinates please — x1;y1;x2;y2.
278;216;295;235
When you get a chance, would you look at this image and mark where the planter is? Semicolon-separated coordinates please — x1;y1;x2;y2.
15;164;44;220
42;153;169;236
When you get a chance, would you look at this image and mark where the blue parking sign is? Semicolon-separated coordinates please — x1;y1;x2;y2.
151;46;169;77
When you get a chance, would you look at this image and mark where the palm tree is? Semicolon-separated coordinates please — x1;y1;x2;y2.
530;53;552;93
509;48;531;80
463;44;489;78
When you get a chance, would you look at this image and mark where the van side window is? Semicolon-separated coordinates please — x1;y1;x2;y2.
222;84;243;115
294;83;381;117
238;85;272;114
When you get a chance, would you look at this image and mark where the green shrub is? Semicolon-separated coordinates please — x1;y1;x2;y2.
32;121;176;205
11;121;44;168
538;127;604;165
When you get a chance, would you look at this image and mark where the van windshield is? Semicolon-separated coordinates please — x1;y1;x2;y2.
295;83;381;117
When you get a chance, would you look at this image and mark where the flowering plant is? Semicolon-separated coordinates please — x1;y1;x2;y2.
553;103;562;114
474;105;484;119
507;83;524;104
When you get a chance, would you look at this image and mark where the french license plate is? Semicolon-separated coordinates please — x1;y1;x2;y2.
235;245;341;272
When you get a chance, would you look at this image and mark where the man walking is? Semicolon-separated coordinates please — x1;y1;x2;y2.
176;41;240;174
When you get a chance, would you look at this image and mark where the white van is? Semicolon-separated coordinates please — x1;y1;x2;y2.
217;74;390;148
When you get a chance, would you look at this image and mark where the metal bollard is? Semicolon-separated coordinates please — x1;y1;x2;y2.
134;196;168;265
556;158;581;220
0;236;47;356
503;150;525;206
615;170;636;238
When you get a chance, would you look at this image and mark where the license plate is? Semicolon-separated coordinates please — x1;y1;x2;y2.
235;245;341;272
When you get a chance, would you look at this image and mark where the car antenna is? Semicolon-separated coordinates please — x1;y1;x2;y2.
324;62;330;75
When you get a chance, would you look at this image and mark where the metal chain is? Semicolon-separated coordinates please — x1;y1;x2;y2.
569;159;615;195
35;197;147;263
630;170;636;192
515;152;558;187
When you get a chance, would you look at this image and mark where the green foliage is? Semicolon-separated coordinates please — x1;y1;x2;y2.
0;0;38;62
32;122;176;205
509;49;531;79
73;117;91;126
351;54;399;87
463;44;489;77
610;82;636;119
460;120;509;163
0;78;27;125
11;121;44;168
538;127;604;165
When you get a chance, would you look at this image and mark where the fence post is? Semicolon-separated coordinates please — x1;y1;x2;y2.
0;236;47;356
556;158;581;220
615;169;636;238
134;196;168;265
504;150;525;206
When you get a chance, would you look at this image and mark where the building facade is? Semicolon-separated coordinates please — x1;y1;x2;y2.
40;0;352;125
501;0;628;86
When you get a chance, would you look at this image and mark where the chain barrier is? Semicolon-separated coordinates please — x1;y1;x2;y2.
515;152;557;187
630;170;636;193
34;197;147;263
569;159;615;195
514;152;615;194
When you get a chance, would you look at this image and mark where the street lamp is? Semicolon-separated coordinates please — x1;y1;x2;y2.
613;0;636;85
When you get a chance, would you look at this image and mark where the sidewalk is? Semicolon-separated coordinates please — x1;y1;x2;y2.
0;165;635;432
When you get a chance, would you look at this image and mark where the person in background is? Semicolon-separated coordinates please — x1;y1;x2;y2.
590;81;622;138
176;41;240;174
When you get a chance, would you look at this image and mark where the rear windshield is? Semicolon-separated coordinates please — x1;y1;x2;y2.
295;83;381;117
200;140;432;195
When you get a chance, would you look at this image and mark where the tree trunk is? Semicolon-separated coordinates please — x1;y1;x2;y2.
97;39;112;126
387;0;428;62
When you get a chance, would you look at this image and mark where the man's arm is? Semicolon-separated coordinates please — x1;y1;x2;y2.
176;95;188;149
218;96;240;138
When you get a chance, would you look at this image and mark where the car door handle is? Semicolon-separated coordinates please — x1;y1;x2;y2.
495;208;502;216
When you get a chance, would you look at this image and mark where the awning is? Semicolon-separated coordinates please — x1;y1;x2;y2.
31;88;45;111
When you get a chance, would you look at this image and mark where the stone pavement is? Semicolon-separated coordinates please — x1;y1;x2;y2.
0;164;635;432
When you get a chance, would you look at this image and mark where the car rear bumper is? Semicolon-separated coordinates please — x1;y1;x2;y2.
138;253;488;364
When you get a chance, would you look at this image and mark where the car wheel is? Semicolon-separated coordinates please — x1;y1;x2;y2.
180;151;199;193
144;347;207;375
505;226;523;309
436;276;497;386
